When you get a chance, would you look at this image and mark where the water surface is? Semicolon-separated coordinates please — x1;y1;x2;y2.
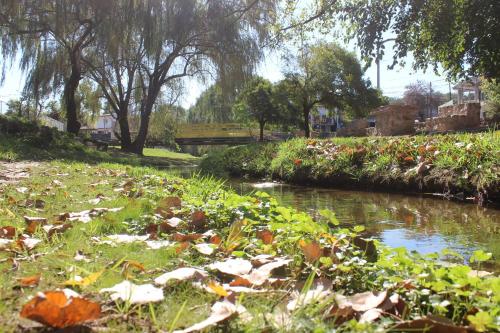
231;181;500;271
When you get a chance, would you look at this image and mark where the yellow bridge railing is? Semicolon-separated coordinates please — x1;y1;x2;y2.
176;123;260;139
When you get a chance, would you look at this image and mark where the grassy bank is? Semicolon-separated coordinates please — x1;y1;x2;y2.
0;116;198;168
0;158;499;332
200;132;500;204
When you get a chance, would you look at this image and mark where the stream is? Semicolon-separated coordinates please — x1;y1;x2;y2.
169;167;500;271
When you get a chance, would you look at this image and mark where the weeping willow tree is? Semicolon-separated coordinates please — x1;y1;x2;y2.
0;0;110;134
84;0;278;154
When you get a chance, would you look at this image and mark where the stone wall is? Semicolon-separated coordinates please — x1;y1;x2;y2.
369;105;419;136
424;102;481;132
337;119;369;137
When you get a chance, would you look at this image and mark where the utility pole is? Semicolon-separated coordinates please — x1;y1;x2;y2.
375;38;396;90
449;82;452;101
429;82;433;119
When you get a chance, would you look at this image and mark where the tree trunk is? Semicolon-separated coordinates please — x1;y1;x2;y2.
64;51;82;134
117;106;132;151
303;107;311;138
259;120;265;141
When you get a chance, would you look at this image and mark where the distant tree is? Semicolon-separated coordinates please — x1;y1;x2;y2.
340;0;500;80
84;0;277;154
0;1;110;134
233;77;279;141
281;42;384;137
187;84;235;124
403;81;447;120
481;79;500;124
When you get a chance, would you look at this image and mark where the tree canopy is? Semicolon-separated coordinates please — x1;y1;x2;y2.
280;42;384;137
340;0;500;80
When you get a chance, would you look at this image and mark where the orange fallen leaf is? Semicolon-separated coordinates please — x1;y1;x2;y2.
19;274;41;287
20;290;101;328
299;240;322;262
209;234;222;245
173;233;203;242
257;230;274;244
176;242;190;254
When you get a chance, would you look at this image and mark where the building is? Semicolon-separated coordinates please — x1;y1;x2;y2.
310;106;342;138
81;114;117;141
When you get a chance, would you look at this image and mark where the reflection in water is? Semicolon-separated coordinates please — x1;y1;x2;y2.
230;181;500;271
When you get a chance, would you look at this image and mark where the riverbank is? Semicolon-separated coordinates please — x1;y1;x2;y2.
200;132;500;205
0;159;498;332
0;116;198;168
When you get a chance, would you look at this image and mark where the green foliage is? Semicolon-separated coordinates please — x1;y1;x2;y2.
201;132;500;198
187;84;235;124
233;77;280;140
280;42;385;136
341;0;500;80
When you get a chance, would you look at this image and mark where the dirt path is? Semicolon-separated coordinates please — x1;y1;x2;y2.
0;161;39;185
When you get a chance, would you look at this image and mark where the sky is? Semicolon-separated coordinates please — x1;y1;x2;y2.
0;33;453;113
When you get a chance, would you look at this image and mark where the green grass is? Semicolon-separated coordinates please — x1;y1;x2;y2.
142;148;197;160
0;159;498;332
200;132;500;203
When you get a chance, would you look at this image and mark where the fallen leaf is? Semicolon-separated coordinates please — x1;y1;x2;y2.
207;281;229;297
100;280;164;304
103;234;150;244
232;258;292;286
194;243;216;255
0;226;16;239
335;290;387;312
209;258;253;276
190;211;207;230
20;290;101;328
18;236;42;250
393;315;474;333
0;238;13;249
209;234;222;245
64;270;104;287
154;267;208;286
176;241;190;254
158;196;182;209
299;240;322;262
19;274;41;287
257;230;274;244
173;233;203;242
287;280;332;311
173;300;246;333
145;240;172;250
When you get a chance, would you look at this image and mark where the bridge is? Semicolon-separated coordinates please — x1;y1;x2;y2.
174;123;260;145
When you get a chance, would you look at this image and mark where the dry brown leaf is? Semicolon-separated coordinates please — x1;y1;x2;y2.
209;234;222;245
158;196;182;209
176;241;190;254
209;258;253;276
335;291;387;312
173;300;245;333
173;233;203;242
154;267;208;286
100;280;164;304
194;243;216;255
233;258;292;286
20;290;101;328
392;315;474;333
257;230;274;244
19;274;41;287
191;211;207;230
299;240;322;262
0;226;16;239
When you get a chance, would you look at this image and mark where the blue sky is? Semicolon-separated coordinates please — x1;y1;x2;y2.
0;38;453;112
